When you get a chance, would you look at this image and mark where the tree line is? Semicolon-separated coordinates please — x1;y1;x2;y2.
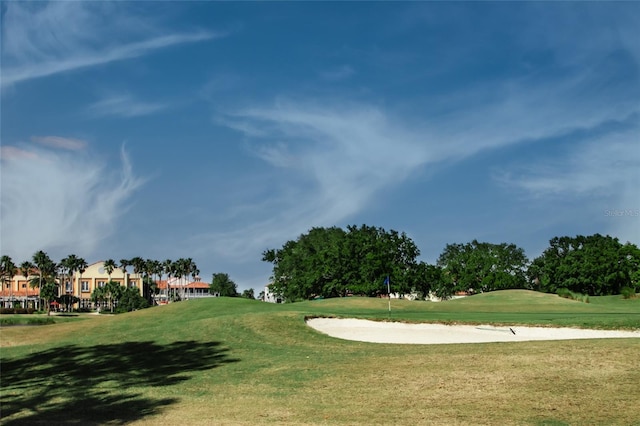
262;226;640;302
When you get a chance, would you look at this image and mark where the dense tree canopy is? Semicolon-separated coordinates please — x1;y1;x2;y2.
436;240;530;295
529;234;640;296
210;273;238;297
263;225;421;301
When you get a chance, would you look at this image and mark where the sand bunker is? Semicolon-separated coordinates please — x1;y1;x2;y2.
306;318;640;344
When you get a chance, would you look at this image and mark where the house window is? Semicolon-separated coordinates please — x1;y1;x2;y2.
98;281;106;288
22;283;27;289
81;281;89;292
129;281;137;288
65;281;72;292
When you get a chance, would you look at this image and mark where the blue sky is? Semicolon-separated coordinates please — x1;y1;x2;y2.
2;2;639;291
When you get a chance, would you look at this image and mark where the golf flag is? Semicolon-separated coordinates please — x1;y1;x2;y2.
384;276;391;314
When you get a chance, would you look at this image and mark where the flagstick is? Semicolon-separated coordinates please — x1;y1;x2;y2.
387;276;391;318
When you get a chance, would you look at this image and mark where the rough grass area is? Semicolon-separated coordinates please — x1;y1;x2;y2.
1;290;639;425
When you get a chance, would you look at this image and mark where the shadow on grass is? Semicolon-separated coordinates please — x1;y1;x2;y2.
1;340;238;425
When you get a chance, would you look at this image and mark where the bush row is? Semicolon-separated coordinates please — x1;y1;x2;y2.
556;288;590;303
0;308;37;315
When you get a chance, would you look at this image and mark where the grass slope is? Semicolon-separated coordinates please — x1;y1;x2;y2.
1;290;639;425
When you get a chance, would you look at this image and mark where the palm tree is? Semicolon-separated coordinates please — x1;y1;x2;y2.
19;261;34;308
32;250;52;311
76;257;88;311
144;259;159;304
36;259;57;316
130;256;145;290
186;258;199;299
150;259;163;305
91;286;106;313
119;259;130;286
174;258;188;301
60;254;80;311
1;255;17;307
103;259;117;281
105;280;123;313
163;259;173;301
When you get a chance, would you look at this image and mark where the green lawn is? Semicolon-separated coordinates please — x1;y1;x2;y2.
1;290;639;425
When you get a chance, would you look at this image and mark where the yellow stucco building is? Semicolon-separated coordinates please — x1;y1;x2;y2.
0;261;142;310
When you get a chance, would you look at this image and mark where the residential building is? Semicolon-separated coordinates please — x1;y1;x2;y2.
0;261;142;310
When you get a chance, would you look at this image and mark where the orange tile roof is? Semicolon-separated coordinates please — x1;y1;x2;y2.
0;289;39;297
155;280;209;290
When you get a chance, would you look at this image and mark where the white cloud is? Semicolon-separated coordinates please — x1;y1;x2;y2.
498;126;640;243
31;136;87;151
0;143;144;262
203;61;639;262
88;94;168;118
1;1;218;88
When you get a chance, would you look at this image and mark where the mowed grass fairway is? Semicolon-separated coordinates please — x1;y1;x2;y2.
1;291;639;425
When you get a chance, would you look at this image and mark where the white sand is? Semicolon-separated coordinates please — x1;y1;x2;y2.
306;318;640;345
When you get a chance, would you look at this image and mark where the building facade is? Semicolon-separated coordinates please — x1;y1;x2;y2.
0;261;142;310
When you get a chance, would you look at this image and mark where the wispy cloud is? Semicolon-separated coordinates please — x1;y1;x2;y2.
203;49;639;261
319;65;356;81
1;1;219;88
197;100;430;261
88;94;168;118
0;143;144;262
497;125;640;241
31;136;87;151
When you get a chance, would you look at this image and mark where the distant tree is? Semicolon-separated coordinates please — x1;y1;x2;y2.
32;250;53;310
75;257;88;311
436;240;529;293
116;287;149;313
19;261;35;307
263;225;422;301
142;275;158;304
91;286;106;311
105;280;124;313
241;288;255;299
119;259;130;276
408;262;448;300
29;255;58;315
163;259;173;301
40;280;58;314
1;255;17;303
530;234;640;296
103;259;117;281
60;254;81;310
210;273;238;297
130;256;145;290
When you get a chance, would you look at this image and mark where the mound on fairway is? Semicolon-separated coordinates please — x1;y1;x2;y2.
307;318;640;344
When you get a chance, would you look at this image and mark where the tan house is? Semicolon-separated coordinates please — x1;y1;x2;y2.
0;261;142;310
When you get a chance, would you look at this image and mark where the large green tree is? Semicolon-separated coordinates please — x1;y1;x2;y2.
529;234;640;296
263;225;421;301
210;273;238;297
436;240;529;294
